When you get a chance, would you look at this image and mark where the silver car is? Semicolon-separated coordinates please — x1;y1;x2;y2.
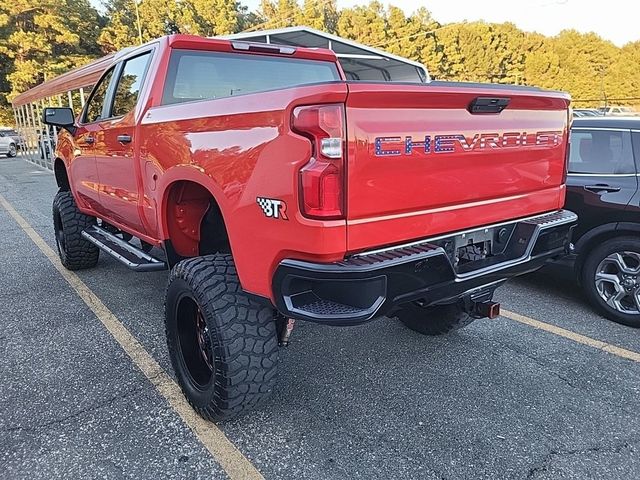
0;128;26;149
0;132;17;157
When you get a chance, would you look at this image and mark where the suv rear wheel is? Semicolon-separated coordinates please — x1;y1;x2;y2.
581;236;640;327
396;302;475;335
7;143;17;157
165;254;279;422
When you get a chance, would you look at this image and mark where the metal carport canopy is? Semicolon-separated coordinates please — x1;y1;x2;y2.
220;26;430;83
11;54;115;108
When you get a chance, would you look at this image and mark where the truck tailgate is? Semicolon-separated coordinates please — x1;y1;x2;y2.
345;82;570;252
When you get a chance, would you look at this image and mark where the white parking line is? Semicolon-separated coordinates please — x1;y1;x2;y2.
0;192;264;480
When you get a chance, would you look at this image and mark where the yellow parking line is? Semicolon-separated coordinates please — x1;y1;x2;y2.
502;309;640;363
0;193;264;480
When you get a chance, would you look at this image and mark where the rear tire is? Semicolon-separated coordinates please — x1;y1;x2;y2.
396;302;475;335
165;254;279;422
7;143;16;157
52;191;99;270
581;236;640;327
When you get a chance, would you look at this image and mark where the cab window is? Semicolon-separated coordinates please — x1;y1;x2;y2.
162;50;340;105
111;52;152;118
569;129;636;175
83;69;115;123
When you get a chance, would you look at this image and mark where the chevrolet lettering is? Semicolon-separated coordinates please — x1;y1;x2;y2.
374;131;563;156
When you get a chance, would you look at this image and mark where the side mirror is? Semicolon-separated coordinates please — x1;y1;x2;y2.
42;107;76;135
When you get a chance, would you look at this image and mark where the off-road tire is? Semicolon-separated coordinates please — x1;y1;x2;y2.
7;143;17;157
165;254;279;422
396;302;475;335
581;236;640;328
52;191;99;270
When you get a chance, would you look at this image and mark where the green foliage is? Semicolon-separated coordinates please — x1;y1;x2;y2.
0;0;103;101
0;105;15;127
1;0;639;121
337;1;387;47
98;0;244;52
258;0;302;29
297;0;338;33
431;22;528;84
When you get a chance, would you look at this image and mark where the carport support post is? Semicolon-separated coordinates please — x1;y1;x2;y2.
38;98;53;169
18;105;27;155
40;99;48;166
79;87;85;107
16;105;24;148
22;104;36;164
29;101;41;168
28;102;43;168
12;107;22;150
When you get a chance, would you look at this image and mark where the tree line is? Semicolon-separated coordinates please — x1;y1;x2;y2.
1;0;639;124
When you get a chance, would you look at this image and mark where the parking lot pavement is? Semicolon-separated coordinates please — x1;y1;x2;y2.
1;157;639;480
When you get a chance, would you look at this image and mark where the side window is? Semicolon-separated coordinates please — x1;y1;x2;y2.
83;69;115;123
569;129;635;175
111;52;151;118
632;132;640;170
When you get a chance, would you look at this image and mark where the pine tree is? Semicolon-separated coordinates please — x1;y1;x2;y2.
296;0;338;33
258;0;302;29
337;1;387;47
179;0;239;36
0;0;103;98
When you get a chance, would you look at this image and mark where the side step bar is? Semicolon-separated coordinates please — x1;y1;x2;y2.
82;225;167;272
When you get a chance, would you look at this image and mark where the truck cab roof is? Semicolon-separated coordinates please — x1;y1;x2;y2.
117;34;339;64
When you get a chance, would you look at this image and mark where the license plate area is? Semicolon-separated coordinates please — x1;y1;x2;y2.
457;238;492;265
431;223;518;274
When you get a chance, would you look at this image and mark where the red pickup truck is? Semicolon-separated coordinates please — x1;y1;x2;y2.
43;34;576;421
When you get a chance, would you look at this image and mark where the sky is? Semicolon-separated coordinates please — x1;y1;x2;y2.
237;0;638;47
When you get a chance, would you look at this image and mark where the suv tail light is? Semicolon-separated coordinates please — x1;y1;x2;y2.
563;135;570;184
292;104;345;219
563;108;573;183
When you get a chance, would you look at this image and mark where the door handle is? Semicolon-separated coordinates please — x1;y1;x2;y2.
117;134;132;144
584;184;621;193
83;136;95;145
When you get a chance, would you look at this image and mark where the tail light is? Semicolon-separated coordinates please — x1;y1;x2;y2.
292;104;345;219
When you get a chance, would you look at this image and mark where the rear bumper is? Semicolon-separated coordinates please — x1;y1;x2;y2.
273;209;577;325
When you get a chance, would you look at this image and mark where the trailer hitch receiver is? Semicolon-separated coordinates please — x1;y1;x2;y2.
474;301;501;319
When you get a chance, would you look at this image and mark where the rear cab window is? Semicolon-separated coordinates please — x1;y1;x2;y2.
161;50;341;105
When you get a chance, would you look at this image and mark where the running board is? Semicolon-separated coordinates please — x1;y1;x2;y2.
82;225;167;272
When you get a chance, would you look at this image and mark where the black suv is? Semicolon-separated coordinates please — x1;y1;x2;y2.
566;117;640;326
